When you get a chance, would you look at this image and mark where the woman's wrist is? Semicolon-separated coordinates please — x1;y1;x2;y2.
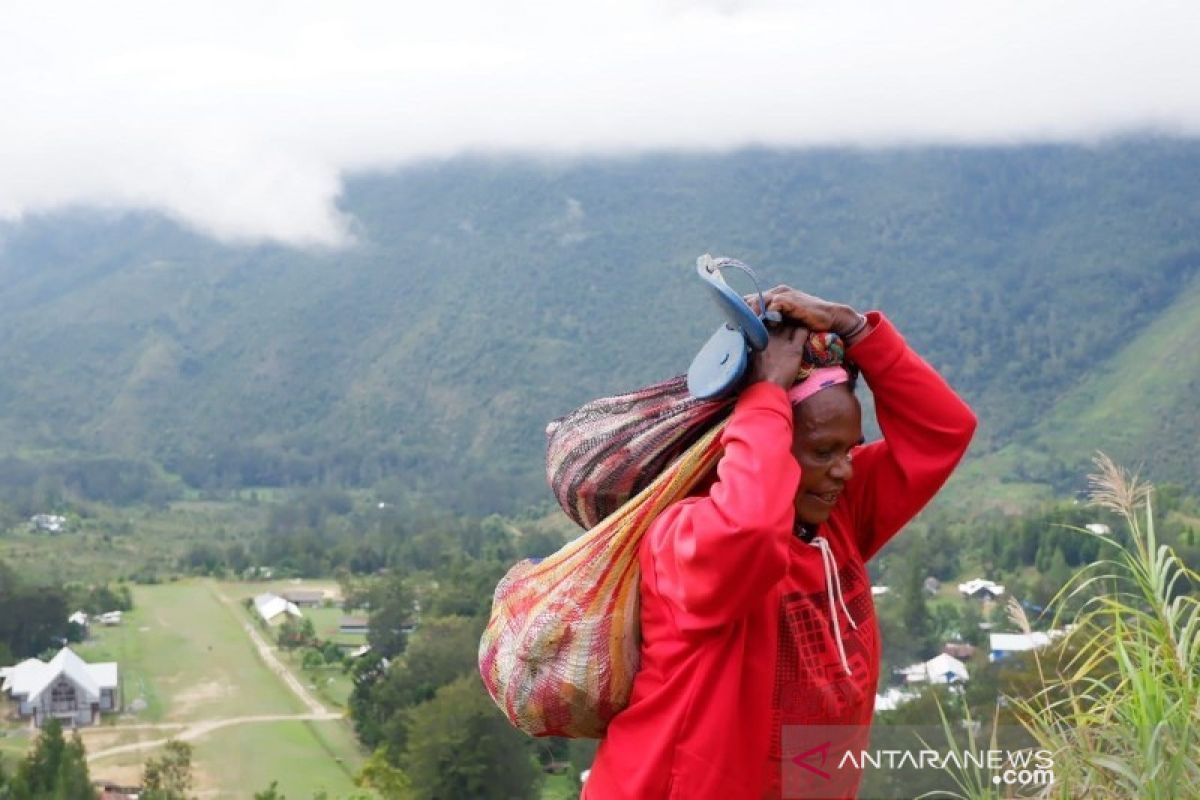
834;306;868;343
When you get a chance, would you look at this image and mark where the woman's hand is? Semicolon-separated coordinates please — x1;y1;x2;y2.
747;323;809;390
760;286;863;339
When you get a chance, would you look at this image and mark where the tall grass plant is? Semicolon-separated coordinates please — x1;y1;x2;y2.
1004;453;1200;798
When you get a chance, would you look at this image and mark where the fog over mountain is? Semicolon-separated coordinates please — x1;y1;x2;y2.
3;1;1200;244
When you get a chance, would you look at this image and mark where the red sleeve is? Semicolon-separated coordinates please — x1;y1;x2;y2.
841;311;978;560
645;381;799;632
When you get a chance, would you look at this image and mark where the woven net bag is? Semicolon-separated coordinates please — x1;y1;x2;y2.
545;375;733;530
478;420;728;738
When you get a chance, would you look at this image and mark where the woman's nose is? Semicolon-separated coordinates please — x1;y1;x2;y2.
830;453;854;481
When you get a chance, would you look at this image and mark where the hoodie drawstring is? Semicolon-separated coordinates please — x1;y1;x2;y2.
808;535;858;676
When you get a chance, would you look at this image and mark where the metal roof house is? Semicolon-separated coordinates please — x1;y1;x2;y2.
280;589;326;607
957;578;1006;599
1;647;119;727
988;631;1063;662
253;592;303;624
898;653;970;685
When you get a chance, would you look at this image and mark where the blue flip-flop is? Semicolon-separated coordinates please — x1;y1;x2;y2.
687;255;780;400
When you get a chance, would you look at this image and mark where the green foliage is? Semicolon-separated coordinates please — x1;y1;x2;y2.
71;583;134;615
362;616;484;755
1009;455;1200;797
253;781;285;800
141;740;194;800
401;675;542;800
277;617;316;650
8;720;93;800
0;561;71;658
355;750;414;799
366;575;416;660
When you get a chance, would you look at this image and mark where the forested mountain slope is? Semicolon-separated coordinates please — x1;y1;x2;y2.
951;268;1200;510
1;140;1197;512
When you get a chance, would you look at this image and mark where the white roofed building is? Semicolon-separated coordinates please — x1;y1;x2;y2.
958;579;1005;599
875;686;921;712
988;631;1067;662
1;647;119;727
253;592;303;625
899;653;970;685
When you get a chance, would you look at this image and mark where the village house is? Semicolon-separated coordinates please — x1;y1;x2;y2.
29;514;67;533
874;686;921;712
988;629;1069;662
897;652;970;685
339;616;370;636
253;592;303;625
958;578;1005;600
1;647;119;728
280;589;326;608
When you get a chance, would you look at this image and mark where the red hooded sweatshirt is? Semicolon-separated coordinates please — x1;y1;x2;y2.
583;311;977;799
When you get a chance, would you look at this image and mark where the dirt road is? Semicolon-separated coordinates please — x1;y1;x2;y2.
87;711;341;760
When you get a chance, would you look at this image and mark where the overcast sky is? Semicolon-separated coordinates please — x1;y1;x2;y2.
3;1;1199;246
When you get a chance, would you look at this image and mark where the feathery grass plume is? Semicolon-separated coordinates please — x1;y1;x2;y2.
1000;452;1200;799
1085;452;1151;517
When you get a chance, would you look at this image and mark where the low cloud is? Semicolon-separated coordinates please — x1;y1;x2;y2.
3;0;1199;245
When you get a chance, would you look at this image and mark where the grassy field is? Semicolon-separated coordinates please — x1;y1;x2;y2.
74;581;303;723
86;719;366;798
2;579;370;797
219;581;364;711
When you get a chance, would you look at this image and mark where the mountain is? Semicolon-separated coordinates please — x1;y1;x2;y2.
950;266;1200;511
1;140;1198;513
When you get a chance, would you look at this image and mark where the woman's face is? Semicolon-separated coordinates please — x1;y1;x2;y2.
791;385;863;526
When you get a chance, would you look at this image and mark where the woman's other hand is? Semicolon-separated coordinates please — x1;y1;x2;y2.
748;323;809;390
761;286;863;339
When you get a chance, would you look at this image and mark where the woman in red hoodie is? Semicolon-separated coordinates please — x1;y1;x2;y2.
583;287;977;799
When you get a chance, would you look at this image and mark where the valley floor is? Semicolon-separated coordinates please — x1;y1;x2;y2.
3;579;368;798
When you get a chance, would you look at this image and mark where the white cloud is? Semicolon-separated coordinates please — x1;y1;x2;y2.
2;0;1199;245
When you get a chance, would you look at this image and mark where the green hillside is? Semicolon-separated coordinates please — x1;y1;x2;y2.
1;141;1198;512
952;268;1200;510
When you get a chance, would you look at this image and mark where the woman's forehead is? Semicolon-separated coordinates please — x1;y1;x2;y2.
793;386;862;435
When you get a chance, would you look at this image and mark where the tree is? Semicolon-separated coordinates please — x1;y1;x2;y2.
141;740;193;800
277;617;316;650
380;617;481;709
367;616;483;754
356;750;414;799
349;653;391;747
10;719;93;799
51;736;93;800
401;675;542;800
368;576;416;660
899;553;934;658
253;781;285;800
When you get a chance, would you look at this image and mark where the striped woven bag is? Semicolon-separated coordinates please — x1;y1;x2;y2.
478;419;728;738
